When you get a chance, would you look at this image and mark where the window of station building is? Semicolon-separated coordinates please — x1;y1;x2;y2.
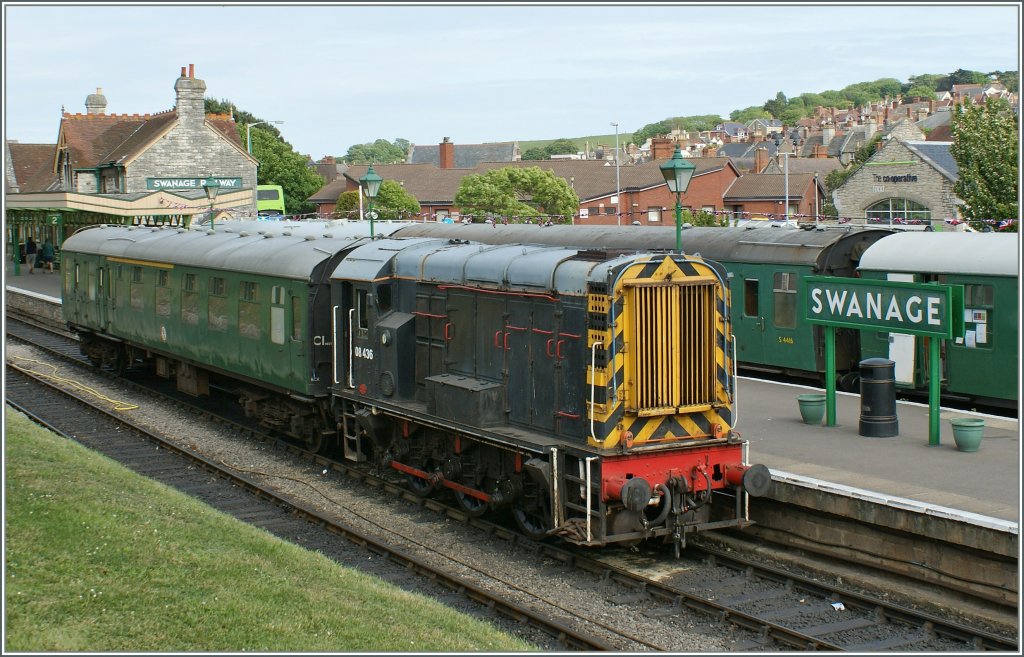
648;207;662;222
130;266;145;310
182;273;198;325
208;277;228;331
743;279;759;317
865;198;932;225
772;271;797;328
155;270;171;317
239;281;261;340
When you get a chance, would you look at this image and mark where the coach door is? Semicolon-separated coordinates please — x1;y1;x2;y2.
734;270;767;364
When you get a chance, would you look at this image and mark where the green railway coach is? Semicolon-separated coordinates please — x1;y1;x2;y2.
61;224;371;448
856;232;1019;409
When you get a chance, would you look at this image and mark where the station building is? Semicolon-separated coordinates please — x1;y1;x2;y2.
5;65;258;272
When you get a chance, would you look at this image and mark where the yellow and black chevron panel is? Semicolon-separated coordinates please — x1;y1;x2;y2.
587;255;733;449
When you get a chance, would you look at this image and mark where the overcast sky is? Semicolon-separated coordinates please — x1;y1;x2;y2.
3;3;1020;159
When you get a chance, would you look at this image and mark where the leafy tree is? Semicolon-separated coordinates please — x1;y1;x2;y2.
372;180;421;220
334;190;361;218
950;96;1019;230
631;119;676;146
763;91;788;118
454;166;579;221
868;78;904;99
948;68;990;87
246;130;325;214
730;106;771;123
204;99;323;215
679;115;724;132
543;139;580;157
989;70;1018;93
683;208;729;228
343;139;409;165
903;86;937;100
521;147;548;161
906;73;948;92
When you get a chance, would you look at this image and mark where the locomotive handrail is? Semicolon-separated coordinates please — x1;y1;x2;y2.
590;340;603;443
347;308;355;389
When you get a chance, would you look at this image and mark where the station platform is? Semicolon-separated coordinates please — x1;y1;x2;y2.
4;261;1020;529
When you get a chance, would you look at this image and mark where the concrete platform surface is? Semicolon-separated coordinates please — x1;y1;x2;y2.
5;263;1020;527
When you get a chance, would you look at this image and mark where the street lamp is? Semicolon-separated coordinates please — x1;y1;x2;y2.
203;178;220;232
359;164;383;238
611;122;620;225
659;145;696;251
246;120;284;155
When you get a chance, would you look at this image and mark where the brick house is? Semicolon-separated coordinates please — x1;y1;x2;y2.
722;172;827;222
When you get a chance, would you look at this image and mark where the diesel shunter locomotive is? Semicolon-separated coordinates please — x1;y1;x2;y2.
61;224;770;551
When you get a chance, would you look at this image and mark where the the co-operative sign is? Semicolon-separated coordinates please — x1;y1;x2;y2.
804;276;964;338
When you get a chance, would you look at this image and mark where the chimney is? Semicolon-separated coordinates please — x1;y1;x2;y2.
85;87;107;114
439;137;454;169
813;144;828;158
323;156;335;165
651;137;674;160
174;64;206;128
929;99;936;114
822;123;835;147
754;147;769;173
865;117;877;137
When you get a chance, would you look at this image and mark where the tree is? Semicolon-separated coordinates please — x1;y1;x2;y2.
521;147;548;161
334;190;361;218
906;73;948;93
948;68;990;87
454;167;579;221
763;91;788;119
989;70;1018;93
205;99;324;215
543;139;579;157
372;180;421;220
950;96;1019;230
343;139;409;165
903;86;937;100
730;106;771;123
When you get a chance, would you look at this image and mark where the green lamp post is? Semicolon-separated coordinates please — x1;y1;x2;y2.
359;165;383;238
203;178;221;232
659;145;696;251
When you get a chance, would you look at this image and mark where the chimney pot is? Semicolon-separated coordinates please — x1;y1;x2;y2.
189;63;194;78
181;66;187;77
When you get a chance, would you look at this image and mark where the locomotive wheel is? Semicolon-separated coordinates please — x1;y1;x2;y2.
406;470;436;497
512;501;551;541
453;478;493;517
305;428;326;455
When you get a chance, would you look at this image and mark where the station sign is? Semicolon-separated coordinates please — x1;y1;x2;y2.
804;276;963;339
146;177;243;190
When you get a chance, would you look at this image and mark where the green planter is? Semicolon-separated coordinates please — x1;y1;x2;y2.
797;394;826;425
951;418;985;452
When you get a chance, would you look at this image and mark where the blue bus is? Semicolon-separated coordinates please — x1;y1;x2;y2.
257;184;286;216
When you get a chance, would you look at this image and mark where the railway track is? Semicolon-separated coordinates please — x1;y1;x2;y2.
6;316;1018;651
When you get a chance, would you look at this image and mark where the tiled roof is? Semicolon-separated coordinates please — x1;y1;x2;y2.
409;142;517;167
59;111;242;169
311;157;736;206
902;141;959;181
723;172;819;201
7;142;57;192
761;157;842;177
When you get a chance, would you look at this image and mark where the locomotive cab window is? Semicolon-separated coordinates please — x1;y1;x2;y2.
356;289;370;336
375;283;392;313
772;271;797;329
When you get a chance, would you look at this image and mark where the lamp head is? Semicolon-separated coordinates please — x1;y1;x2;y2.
203;178;221;200
659;145;696;194
360;164;383;199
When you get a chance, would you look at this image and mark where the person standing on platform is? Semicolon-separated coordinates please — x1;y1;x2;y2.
38;238;55;273
25;237;38;274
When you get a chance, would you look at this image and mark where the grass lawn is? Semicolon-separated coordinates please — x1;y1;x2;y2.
4;409;536;652
518;132;633;153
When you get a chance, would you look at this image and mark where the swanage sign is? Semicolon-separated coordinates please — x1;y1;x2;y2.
804;276;963;338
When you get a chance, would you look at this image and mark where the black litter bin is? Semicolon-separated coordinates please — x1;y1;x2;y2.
859;358;898;437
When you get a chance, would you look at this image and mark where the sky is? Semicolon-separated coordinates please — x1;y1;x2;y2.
3;3;1021;160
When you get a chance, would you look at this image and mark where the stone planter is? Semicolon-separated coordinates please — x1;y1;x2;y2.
797;394;826;425
951;418;985;452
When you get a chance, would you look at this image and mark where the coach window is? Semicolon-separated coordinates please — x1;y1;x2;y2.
963;284;994;349
208;276;228;332
743;279;759;317
270;285;286;345
291;295;302;341
130;266;145;311
182;274;198;325
773;271;797;328
155;270;171;316
239;281;261;339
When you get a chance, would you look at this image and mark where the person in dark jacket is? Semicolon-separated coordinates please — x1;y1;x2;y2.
25;237;38;273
